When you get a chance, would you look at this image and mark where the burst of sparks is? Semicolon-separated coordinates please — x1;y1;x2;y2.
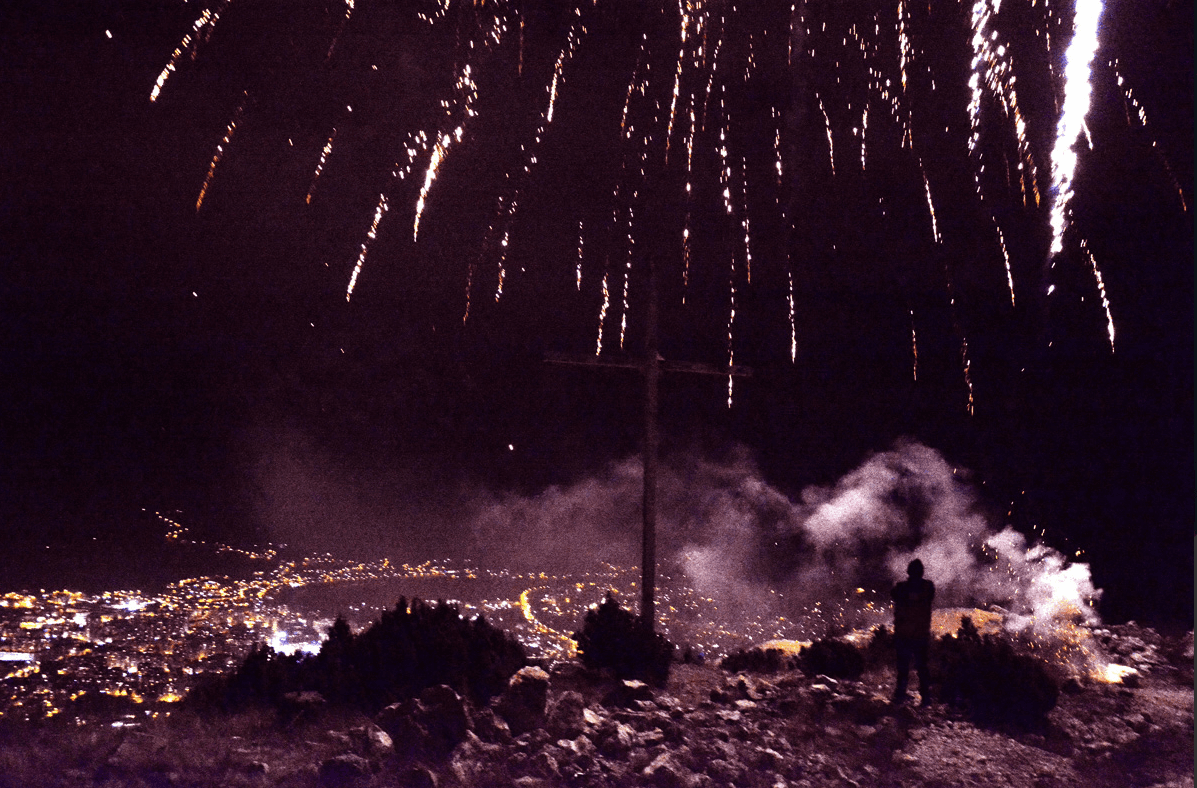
1047;0;1105;258
195;92;246;212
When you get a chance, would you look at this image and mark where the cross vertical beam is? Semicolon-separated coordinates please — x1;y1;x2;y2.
641;258;659;631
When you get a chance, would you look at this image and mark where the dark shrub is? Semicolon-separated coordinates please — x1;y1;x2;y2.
205;598;526;714
861;625;894;670
799;637;865;680
934;616;1059;727
572;592;674;686
720;647;793;674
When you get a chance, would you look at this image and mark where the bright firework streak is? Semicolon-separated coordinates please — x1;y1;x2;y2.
305;127;338;205
596;270;610;356
576;220;584;291
967;0;1040;206
1047;0;1104;258
149;3;230;102
326;0;355;62
414;126;465;241
346;195;388;302
195;92;246;212
960;338;975;415
817;94;835;175
1080;239;1115;352
996;224;1015;307
788;268;797;363
919;160;940;244
860;105;868;170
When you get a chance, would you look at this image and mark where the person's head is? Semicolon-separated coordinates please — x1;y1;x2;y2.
907;559;924;579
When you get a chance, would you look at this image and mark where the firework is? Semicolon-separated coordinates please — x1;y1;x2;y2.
195;92;247;212
1048;0;1105;259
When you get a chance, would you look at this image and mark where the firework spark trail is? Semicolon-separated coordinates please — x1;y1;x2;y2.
346;195;388;302
325;0;355;62
772;107;783;191
491;10;586;300
1047;0;1104;259
596;269;610;355
149;2;231;102
860;104;868;170
683;105;696;300
700;25;722;131
1080;239;1115;352
788;268;797;363
817;94;835;175
1114;65;1188;213
921;158;974;415
919;159;940;243
896;0;914;146
740;155;752;284
195;92;247;212
967;0;1040;206
664;0;691;163
576;220;584;290
305;127;338;205
997;224;1015;307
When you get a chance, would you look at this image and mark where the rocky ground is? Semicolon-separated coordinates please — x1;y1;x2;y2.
0;624;1191;788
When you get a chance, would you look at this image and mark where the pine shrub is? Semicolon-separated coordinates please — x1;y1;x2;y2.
571;592;674;686
934;616;1059;727
799;637;865;680
720;647;793;674
207;598;526;714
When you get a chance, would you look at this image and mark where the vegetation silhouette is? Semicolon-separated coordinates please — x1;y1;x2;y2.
571;592;674;686
934;616;1060;727
194;598;526;714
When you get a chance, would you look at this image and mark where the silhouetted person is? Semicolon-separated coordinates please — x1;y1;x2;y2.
891;558;934;704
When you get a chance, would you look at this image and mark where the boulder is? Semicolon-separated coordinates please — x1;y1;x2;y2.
495;666;550;735
644;751;692;788
400;765;438;788
318;754;371;787
418;684;472;752
546;690;586;737
603;679;655;709
472;706;513;744
349;723;394;759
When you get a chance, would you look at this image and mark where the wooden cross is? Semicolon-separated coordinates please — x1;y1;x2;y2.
545;259;751;632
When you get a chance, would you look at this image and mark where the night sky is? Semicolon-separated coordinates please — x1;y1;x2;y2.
1;0;1191;625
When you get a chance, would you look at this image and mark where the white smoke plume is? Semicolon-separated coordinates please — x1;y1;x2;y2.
251;427;1100;641
464;441;1101;641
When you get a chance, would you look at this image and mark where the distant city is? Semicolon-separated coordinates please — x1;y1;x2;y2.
1;513;887;723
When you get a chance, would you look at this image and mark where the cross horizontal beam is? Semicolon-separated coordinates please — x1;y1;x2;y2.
544;351;752;378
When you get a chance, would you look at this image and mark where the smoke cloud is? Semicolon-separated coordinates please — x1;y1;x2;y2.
251;429;1100;639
